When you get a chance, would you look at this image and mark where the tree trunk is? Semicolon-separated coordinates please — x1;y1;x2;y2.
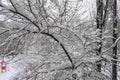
112;0;118;80
96;0;103;72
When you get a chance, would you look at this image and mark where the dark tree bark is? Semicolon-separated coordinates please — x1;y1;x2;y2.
112;0;118;80
96;0;109;72
96;0;103;72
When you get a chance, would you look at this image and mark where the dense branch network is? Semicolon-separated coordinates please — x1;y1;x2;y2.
0;0;75;69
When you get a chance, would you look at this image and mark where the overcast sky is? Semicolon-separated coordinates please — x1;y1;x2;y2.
0;0;120;20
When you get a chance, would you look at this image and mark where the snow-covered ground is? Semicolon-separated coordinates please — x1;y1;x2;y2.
0;63;19;80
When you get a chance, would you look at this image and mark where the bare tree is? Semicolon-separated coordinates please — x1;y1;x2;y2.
1;0;118;80
0;0;87;79
96;0;104;72
0;0;78;68
112;0;118;80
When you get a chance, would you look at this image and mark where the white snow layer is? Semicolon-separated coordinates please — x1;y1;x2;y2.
0;63;19;80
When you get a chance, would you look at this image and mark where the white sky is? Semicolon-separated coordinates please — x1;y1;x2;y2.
0;0;8;5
